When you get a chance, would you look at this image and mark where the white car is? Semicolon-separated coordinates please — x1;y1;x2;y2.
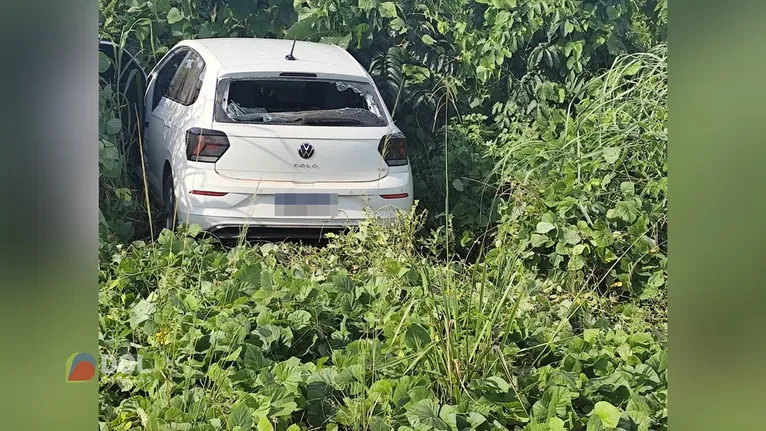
142;38;413;240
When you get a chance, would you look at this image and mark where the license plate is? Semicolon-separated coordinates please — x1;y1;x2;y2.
275;193;338;217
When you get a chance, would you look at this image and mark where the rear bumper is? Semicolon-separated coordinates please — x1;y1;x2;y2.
206;226;348;241
182;211;398;232
173;164;413;232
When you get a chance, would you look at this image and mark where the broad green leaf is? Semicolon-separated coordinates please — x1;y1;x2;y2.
378;1;398;18
607;200;639;223
466;412;486;428
421;34;436;46
564;227;581;245
548;417;567;431
198;22;213;38
284;15;318;40
274;357;304;392
439;405;458;430
536;221;556;234
245;395;271;419
452;178;464;191
257;416;274;431
591;223;614;248
106;118;122;135
572;244;587;255
236;263;262;288
243;344;270;370
167;7;184;24
568;255;586;271
627;395;652;431
485;376;511;393
564;42;574;57
564;21;574;35
620;181;635;197
288;310;312;330
496;11;511;26
603;147;621;164
573;41;583;58
320;33;352;49
272;400;298;417
185;224;202;237
390;17;407;34
591;401;621;428
261;269;274;291
583;329;599;344
531;233;549;247
606;5;620;20
369;417;388;431
98;52;111;73
129;299;155;329
648;271;665;288
566;56;577;70
369;379;393;401
358;0;377;11
405;323;431;349
228;402;252;430
222;346;242;362
532;386;570;422
586;415;604;431
405;399;448;429
634;364;661;385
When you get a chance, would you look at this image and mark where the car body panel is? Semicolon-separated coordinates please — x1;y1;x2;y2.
143;38;414;237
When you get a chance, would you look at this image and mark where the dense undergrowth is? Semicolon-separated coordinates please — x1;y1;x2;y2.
98;1;667;430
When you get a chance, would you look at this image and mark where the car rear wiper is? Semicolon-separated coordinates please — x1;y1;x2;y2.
230;114;303;124
301;117;365;126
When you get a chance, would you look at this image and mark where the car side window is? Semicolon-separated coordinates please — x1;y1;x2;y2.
174;51;206;106
151;50;188;111
166;52;191;103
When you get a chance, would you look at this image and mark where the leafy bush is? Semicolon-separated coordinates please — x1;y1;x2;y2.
100;217;666;430
99;80;143;242
492;46;667;302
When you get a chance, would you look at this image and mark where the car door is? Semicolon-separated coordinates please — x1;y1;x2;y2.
143;48;188;195
161;50;207;182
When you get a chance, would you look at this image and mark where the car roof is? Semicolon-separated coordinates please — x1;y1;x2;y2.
178;38;369;80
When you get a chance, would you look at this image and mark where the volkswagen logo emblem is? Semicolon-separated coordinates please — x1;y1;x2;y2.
298;143;315;159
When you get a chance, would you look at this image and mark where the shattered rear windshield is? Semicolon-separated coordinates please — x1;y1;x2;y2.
215;78;388;127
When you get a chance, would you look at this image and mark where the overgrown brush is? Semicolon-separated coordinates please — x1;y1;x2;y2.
97;3;667;430
491;45;667;304
99;206;666;430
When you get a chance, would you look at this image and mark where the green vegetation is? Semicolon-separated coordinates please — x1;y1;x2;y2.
98;1;667;430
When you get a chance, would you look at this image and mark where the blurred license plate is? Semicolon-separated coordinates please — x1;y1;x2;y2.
275;193;338;217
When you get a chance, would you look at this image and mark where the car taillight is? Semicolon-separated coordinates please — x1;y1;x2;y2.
191;190;228;197
378;133;407;166
381;193;409;199
186;128;230;162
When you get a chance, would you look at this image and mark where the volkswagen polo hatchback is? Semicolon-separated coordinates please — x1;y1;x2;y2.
142;38;413;240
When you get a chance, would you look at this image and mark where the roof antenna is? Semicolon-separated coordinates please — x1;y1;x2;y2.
285;39;297;61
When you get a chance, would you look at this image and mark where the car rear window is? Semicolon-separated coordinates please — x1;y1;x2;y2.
214;78;388;127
